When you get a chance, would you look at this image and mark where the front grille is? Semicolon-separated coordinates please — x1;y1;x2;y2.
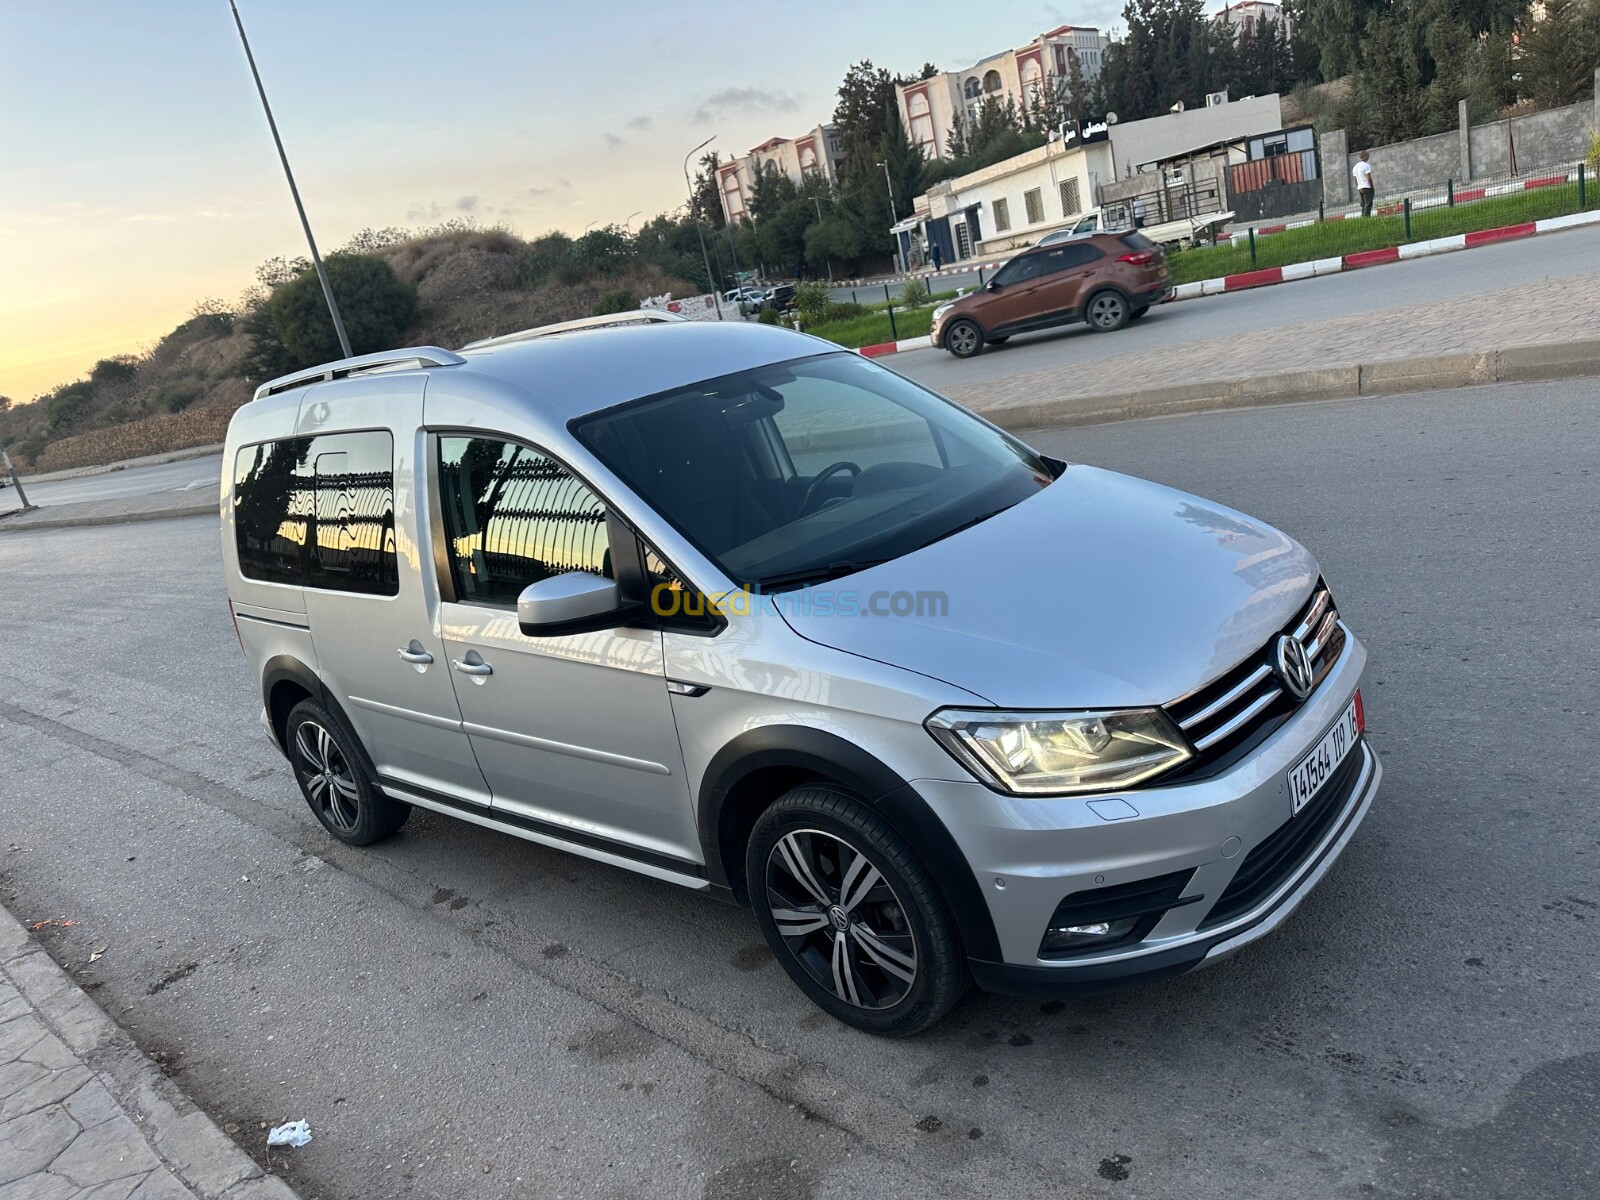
1198;737;1365;930
1164;582;1346;778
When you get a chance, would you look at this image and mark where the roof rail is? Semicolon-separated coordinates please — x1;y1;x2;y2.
252;346;467;401
459;309;687;352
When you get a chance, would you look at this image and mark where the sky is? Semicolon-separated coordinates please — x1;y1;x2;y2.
0;0;1126;404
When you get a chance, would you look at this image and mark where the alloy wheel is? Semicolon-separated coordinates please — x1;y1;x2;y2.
764;829;918;1010
948;324;979;356
294;720;360;834
1089;293;1126;329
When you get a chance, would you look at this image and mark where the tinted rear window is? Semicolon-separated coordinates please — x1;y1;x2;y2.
1120;232;1158;252
233;430;398;595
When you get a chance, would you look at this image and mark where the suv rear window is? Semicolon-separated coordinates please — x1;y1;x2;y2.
232;430;398;595
1120;232;1158;252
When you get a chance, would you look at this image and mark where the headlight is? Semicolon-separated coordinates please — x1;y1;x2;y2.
925;708;1192;796
931;302;954;323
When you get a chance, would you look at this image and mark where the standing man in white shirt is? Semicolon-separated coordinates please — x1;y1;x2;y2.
1352;152;1375;217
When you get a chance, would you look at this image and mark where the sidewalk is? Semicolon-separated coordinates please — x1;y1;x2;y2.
0;905;297;1200
0;492;216;535
940;270;1600;429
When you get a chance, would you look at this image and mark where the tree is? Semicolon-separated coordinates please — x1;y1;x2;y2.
1064;48;1091;134
689;151;724;229
833;61;898;151
1520;0;1600;108
263;254;419;372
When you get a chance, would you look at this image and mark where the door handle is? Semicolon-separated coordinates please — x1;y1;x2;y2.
397;647;434;665
452;658;493;678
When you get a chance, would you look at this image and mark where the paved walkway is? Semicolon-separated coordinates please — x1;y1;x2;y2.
0;907;296;1200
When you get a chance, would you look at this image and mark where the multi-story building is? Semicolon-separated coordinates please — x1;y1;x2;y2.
1214;2;1290;37
896;25;1109;161
716;124;844;225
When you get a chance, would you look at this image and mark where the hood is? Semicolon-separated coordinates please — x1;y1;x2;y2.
777;465;1316;708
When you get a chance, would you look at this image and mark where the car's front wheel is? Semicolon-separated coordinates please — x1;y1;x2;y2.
1086;289;1131;332
747;784;969;1036
943;319;985;359
285;699;410;846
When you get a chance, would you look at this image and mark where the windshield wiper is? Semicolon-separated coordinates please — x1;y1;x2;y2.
913;505;1014;553
753;560;888;593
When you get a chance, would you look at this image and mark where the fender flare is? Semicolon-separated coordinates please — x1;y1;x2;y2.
698;726;1001;962
259;657;377;781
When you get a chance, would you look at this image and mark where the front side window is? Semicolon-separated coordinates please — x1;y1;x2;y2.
574;353;1055;592
435;436;611;607
233;431;397;595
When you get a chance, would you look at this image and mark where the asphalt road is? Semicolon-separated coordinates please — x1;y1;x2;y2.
12;453;221;508
1;380;1596;1200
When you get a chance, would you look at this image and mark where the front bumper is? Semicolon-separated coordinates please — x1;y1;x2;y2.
911;628;1379;996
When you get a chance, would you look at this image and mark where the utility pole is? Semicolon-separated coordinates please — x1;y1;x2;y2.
683;137;724;319
228;0;352;359
878;160;902;273
0;441;32;511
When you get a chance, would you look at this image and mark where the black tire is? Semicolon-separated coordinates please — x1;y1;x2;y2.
285;699;410;846
1129;305;1150;321
1085;289;1131;332
747;784;969;1036
943;319;985;359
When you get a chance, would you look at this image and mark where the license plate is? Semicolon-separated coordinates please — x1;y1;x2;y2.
1287;695;1361;815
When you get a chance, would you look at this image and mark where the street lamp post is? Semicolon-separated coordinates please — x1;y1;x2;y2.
228;0;352;359
683;137;723;319
622;210;641;231
878;160;903;274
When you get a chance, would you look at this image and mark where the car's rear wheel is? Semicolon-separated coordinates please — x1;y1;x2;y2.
1086;289;1131;332
944;319;984;359
747;784;969;1036
285;699;410;846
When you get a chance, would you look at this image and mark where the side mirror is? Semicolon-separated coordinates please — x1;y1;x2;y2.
517;572;640;637
985;280;1000;291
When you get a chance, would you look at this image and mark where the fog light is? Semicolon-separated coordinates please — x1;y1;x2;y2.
1040;916;1140;955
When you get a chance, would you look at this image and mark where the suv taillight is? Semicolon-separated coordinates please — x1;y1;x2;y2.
1117;251;1156;266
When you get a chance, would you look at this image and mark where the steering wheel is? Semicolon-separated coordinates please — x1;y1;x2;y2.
798;461;861;515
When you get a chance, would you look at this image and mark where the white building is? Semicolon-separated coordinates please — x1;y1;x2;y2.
716;124;844;225
906;133;1117;266
1214;2;1289;37
896;25;1109;160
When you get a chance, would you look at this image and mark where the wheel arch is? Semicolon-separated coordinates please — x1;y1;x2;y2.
697;726;1002;961
260;656;378;782
1081;283;1133;319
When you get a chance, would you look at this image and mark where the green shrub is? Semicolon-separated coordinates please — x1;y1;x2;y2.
793;281;831;323
822;301;868;322
265;254;419;369
899;278;930;308
89;357;138;386
595;288;638;315
517;233;575;286
757;306;783;325
157;383;203;413
46;381;96;434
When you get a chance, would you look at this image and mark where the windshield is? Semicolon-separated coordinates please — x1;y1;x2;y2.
573;352;1056;591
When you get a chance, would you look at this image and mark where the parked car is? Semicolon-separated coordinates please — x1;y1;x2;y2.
763;283;797;312
931;231;1173;358
222;314;1379;1035
723;287;765;310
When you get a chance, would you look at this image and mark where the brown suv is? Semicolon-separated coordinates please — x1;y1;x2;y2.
930;231;1172;358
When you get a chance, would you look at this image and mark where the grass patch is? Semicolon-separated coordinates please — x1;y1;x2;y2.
806;306;936;349
1168;183;1593;283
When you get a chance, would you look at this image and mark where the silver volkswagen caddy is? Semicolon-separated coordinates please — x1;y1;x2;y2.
222;314;1380;1035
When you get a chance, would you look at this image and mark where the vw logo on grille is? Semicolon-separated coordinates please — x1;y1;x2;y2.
1274;635;1315;701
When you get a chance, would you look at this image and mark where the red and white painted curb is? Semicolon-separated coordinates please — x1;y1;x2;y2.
858;336;934;358
1168;208;1600;302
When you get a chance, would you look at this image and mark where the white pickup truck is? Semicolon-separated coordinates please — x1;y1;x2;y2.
1053;201;1233;249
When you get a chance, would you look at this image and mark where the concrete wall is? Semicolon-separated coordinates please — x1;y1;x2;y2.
1322;70;1600;208
1469;99;1594;176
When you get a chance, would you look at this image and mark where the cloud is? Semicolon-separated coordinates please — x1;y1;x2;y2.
526;178;573;198
454;195;482;212
602;132;624;149
124;212;178;223
626;115;652;131
693;86;801;125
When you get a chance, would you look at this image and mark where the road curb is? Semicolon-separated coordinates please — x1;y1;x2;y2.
969;339;1600;433
0;904;301;1200
0;498;216;534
